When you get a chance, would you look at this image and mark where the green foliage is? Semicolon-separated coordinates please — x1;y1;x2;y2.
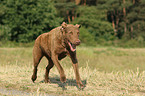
1;47;145;95
0;25;10;41
1;0;63;42
79;27;96;46
118;0;145;40
73;6;115;42
54;0;77;22
0;0;145;47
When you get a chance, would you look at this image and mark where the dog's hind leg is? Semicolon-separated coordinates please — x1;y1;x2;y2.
44;57;54;83
31;46;43;82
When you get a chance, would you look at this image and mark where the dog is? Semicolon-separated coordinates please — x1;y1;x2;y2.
31;22;84;88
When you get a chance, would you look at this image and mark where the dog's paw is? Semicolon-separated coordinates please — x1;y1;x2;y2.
31;75;37;82
60;75;66;83
44;79;51;83
77;82;85;90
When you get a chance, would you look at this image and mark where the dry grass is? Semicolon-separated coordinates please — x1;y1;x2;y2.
0;47;145;95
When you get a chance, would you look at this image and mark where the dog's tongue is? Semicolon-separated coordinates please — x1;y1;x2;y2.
68;41;76;52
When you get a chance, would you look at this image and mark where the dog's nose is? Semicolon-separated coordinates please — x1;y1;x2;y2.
76;39;81;45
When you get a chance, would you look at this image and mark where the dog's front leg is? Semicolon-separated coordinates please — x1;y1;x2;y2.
69;51;84;88
51;53;66;83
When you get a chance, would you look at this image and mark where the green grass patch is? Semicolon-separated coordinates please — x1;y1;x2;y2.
0;47;145;95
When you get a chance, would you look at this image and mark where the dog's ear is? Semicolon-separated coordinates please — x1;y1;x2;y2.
61;22;67;29
75;24;81;28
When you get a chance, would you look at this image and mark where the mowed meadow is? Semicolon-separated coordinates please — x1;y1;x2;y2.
0;47;145;95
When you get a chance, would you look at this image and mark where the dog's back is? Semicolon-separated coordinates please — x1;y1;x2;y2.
33;26;62;57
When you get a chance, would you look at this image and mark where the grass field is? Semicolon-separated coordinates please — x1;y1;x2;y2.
0;47;145;95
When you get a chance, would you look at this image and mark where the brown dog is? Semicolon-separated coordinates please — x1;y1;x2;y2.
31;22;84;88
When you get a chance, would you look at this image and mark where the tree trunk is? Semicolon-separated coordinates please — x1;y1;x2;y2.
115;10;119;36
131;25;133;39
123;7;126;17
96;0;98;5
72;8;75;21
123;0;127;34
138;24;140;30
123;0;126;17
67;10;71;23
124;23;127;34
84;0;86;5
133;0;135;4
75;0;81;5
111;12;115;31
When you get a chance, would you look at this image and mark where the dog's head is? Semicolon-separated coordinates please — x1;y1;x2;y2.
61;22;81;52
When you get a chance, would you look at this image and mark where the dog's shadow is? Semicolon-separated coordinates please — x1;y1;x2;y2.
40;77;87;90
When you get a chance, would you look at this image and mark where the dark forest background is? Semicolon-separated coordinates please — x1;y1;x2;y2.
0;0;145;47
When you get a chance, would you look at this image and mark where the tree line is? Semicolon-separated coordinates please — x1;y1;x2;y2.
0;0;145;47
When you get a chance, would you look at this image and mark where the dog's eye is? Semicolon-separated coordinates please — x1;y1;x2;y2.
69;31;73;35
77;32;79;36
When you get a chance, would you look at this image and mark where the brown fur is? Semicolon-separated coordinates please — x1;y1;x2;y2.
31;22;84;88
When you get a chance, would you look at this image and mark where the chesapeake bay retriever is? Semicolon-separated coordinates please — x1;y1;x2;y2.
31;22;84;88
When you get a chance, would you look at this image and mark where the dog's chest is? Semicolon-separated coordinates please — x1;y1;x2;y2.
58;49;68;60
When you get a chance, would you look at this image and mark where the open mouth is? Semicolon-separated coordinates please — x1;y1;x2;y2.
67;41;76;52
